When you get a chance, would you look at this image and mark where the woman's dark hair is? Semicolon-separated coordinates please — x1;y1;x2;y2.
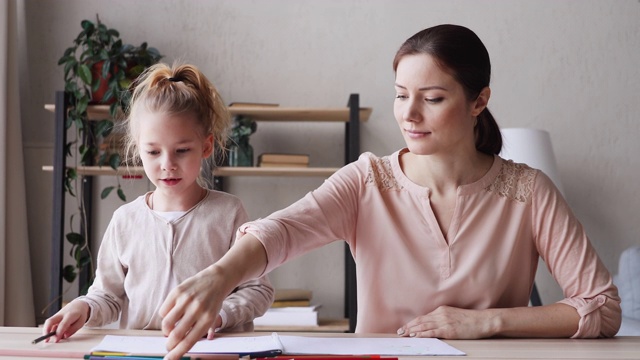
393;24;502;155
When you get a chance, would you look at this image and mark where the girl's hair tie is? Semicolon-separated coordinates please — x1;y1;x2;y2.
168;77;181;82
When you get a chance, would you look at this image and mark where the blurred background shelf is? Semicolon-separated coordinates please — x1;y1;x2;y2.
42;165;339;177
44;104;372;122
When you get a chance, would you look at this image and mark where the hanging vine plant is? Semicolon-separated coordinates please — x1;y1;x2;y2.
57;14;163;292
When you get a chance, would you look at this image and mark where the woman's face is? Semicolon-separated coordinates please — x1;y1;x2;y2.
393;54;484;157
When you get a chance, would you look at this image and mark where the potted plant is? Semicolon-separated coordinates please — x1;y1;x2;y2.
56;15;163;293
228;115;257;166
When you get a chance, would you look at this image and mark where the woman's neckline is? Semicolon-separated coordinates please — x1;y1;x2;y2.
390;148;501;194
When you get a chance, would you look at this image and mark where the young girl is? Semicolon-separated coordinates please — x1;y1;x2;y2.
42;63;274;342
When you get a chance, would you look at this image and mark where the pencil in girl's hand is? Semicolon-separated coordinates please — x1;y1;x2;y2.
32;331;57;344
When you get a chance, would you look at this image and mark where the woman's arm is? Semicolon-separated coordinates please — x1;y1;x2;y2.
215;199;275;332
493;303;579;337
159;233;267;360
531;172;621;337
398;303;579;339
160;158;369;360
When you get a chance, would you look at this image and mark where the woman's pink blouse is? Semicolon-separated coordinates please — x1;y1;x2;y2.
239;150;621;338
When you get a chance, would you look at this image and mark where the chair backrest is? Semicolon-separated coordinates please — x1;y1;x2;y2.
530;282;542;306
615;246;640;320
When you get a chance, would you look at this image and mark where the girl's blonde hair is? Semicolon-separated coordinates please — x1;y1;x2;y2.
123;62;230;173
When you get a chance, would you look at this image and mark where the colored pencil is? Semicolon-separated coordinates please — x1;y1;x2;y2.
31;331;57;344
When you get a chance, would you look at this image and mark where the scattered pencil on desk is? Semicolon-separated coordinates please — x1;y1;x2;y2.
84;355;190;360
254;357;397;360
31;330;57;344
85;353;243;360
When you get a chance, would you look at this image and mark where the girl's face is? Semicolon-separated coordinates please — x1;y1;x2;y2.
393;54;487;157
137;110;213;201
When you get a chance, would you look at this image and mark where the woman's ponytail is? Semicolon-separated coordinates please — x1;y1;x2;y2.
475;108;502;155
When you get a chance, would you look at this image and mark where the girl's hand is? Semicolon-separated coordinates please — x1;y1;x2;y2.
206;315;224;340
159;267;227;360
397;306;497;339
42;301;90;342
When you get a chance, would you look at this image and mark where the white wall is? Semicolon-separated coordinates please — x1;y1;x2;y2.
22;0;640;325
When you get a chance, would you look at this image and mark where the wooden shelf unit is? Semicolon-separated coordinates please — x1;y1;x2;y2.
44;104;372;123
45;93;369;332
42;165;340;177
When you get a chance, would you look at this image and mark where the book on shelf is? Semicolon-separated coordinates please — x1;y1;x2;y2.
258;153;310;166
254;304;321;327
259;162;309;168
229;102;279;107
274;288;313;302
258;288;317;326
271;299;312;308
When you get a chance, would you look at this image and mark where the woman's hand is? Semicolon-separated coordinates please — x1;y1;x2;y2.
159;233;268;360
397;303;580;339
397;305;498;339
159;266;228;360
42;300;90;342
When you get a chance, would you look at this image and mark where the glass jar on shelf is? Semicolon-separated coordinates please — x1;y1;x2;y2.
228;115;257;167
228;138;254;167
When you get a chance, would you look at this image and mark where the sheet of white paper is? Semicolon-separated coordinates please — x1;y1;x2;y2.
91;333;465;356
92;335;167;355
92;334;280;355
278;335;465;356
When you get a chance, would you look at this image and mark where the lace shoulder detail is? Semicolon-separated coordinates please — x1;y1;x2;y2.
485;160;537;203
364;156;403;191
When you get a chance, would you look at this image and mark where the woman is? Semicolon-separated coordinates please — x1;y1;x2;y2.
159;25;621;360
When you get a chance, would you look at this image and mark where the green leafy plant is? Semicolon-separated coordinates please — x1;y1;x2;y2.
228;115;257;166
229;115;257;144
57;15;163;292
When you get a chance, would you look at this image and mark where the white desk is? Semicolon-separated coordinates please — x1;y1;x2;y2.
1;327;639;359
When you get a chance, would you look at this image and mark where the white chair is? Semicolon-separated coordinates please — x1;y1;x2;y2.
614;246;640;336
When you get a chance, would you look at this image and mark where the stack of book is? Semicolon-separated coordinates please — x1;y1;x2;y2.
254;288;319;327
271;288;312;307
258;153;310;168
